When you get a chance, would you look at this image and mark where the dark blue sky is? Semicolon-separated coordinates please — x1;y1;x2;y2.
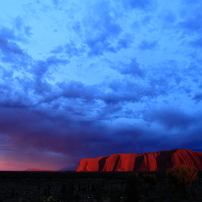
0;0;202;171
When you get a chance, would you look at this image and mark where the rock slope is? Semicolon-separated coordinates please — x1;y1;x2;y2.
76;149;202;171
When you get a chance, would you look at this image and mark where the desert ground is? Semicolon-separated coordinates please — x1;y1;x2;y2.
0;171;202;202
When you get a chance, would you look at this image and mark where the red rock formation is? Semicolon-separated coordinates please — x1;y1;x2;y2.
76;149;202;171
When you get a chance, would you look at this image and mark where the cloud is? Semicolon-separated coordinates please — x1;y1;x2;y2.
0;27;16;40
0;26;25;58
114;59;145;78
0;39;24;55
139;40;158;50
0;67;13;78
51;42;86;58
29;56;68;94
51;0;59;7
24;26;32;37
83;1;122;56
152;108;198;131
51;45;64;54
57;80;98;101
121;0;156;10
0;26;31;68
193;93;202;103
190;36;202;48
0;86;202;170
178;12;202;34
86;35;117;56
182;0;200;5
117;34;133;49
1;19;32;41
0;106;142;169
1;106;136;160
55;79;148;109
14;16;24;32
159;9;176;24
1;0;202;171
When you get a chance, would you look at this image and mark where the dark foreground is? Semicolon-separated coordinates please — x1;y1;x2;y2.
0;171;202;202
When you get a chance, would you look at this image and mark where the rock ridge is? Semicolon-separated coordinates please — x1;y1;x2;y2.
76;149;202;171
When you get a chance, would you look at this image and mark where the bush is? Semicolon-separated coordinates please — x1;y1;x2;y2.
143;174;156;185
146;196;163;202
125;172;140;202
42;196;57;202
166;165;198;186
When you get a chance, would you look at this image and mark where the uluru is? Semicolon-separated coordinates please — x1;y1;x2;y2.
76;149;202;172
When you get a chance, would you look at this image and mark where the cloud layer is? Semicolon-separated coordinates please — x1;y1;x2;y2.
0;0;202;170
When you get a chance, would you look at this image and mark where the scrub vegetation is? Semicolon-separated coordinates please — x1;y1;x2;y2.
0;168;201;202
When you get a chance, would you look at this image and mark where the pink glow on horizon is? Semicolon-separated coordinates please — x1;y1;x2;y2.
0;156;69;171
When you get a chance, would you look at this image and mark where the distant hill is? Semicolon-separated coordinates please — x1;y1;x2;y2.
76;149;202;172
24;168;53;171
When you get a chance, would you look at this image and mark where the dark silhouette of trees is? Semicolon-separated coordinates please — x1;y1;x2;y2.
166;165;198;185
143;174;156;185
125;172;140;202
166;165;198;194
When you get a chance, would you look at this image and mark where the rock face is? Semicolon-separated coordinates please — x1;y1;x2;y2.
76;149;202;171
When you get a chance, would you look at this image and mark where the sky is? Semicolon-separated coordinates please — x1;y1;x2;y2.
0;0;202;171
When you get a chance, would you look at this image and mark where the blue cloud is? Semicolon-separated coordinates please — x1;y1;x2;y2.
57;81;97;101
0;27;16;40
115;59;145;78
0;37;27;66
83;1;122;56
193;93;202;103
139;40;158;50
152;108;197;130
14;17;32;38
117;34;133;49
51;0;59;7
51;45;64;54
0;39;24;55
0;67;13;78
30;56;68;78
158;9;176;30
0;105;160;169
86;35;116;56
178;12;202;34
24;26;32;37
122;0;155;10
182;0;200;4
190;36;202;48
14;16;24;31
1;0;202;171
0;25;31;67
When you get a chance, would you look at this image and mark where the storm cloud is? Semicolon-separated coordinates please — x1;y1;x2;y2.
0;0;202;171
